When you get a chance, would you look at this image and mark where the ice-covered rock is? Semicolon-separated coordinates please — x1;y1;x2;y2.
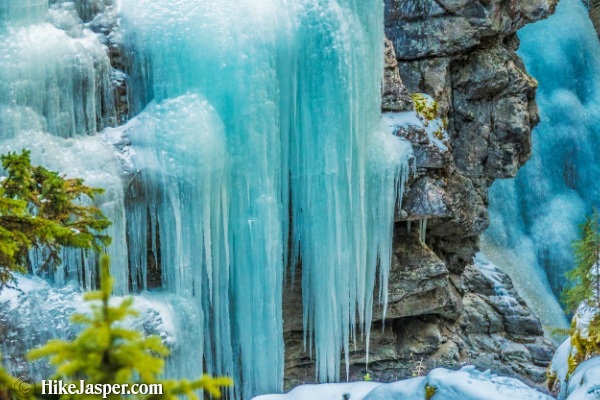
253;366;554;400
0;274;187;379
566;357;600;400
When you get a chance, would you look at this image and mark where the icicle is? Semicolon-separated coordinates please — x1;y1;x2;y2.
0;6;116;138
115;94;239;392
419;218;428;245
364;125;413;362
288;0;392;382
117;0;412;392
0;0;417;395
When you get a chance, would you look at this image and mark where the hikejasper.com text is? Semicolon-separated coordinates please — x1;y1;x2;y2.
41;380;163;398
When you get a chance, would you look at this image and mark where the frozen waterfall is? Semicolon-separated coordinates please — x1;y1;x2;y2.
0;0;414;398
483;0;600;332
0;0;48;25
118;0;412;395
0;0;126;290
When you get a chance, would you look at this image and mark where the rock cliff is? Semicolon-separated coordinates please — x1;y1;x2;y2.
284;0;559;389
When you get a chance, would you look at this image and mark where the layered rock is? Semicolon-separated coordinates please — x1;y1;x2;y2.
284;0;559;390
284;231;554;389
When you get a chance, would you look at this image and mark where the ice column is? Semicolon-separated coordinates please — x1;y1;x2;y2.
120;0;410;395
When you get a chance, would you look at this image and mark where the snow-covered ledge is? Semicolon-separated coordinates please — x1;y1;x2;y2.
253;366;552;400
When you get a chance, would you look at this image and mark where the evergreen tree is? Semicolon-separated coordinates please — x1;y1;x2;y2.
562;209;600;377
562;209;600;312
0;255;232;399
0;150;111;288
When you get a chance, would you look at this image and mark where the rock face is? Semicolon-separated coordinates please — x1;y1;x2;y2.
283;0;559;390
386;0;556;61
284;233;554;389
382;38;413;112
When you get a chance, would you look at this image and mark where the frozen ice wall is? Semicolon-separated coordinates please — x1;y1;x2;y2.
0;1;127;288
119;0;412;397
0;0;414;398
0;132;129;294
483;0;600;331
0;2;116;138
0;273;198;380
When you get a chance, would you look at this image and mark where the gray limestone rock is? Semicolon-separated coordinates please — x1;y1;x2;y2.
379;232;463;321
451;43;539;180
283;232;555;390
383;37;414;112
385;0;558;60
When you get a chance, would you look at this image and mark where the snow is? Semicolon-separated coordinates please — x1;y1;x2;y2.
254;382;381;400
550;305;600;400
550;338;573;399
574;303;600;337
0;273;203;379
383;111;422;130
474;252;505;288
363;377;426;399
566;357;600;400
0;14;115;138
427;367;551;400
383;109;449;151
0;131;129;295
251;367;553;400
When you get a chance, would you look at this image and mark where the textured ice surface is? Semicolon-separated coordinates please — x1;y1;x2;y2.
0;0;48;25
0;131;129;294
0;0;414;397
117;0;412;397
0;274;187;379
114;94;231;387
0;12;115;137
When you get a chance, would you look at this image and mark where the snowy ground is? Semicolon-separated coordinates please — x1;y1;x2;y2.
252;366;553;400
566;357;600;400
549;336;600;400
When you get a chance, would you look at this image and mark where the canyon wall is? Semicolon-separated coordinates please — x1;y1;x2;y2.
284;0;560;389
